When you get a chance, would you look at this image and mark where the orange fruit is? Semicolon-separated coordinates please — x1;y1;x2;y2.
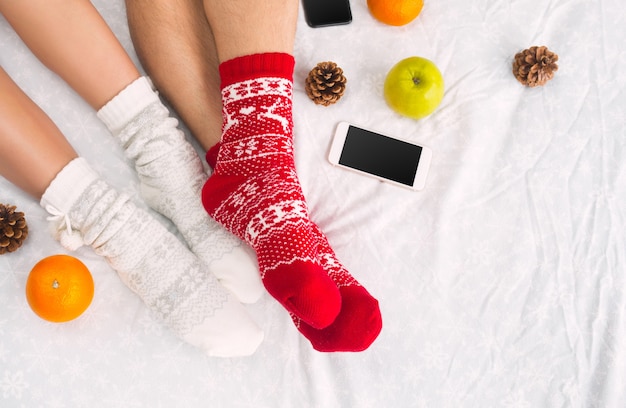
25;254;94;323
367;0;424;26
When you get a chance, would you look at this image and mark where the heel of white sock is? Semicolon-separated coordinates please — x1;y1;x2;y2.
210;245;264;304
183;296;264;357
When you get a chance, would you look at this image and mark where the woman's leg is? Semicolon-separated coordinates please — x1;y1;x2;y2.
0;66;77;199
0;0;263;303
0;0;139;109
0;67;263;356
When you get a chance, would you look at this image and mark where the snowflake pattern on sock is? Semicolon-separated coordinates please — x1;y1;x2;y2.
105;97;263;304
209;77;317;275
203;74;341;328
43;161;264;356
54;179;229;335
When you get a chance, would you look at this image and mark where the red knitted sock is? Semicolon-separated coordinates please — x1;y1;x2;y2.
205;120;382;352
202;53;340;329
293;223;383;352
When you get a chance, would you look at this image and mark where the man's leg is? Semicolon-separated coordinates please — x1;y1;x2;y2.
126;0;222;151
201;0;381;349
195;0;342;330
127;0;381;350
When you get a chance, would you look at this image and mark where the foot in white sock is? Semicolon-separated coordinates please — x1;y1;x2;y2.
97;77;263;304
40;158;263;357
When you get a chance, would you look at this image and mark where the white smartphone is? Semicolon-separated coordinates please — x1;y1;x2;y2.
328;122;432;191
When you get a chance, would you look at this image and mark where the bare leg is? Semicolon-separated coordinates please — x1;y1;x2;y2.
201;0;298;62
0;0;140;109
0;67;77;199
125;0;298;150
126;0;222;150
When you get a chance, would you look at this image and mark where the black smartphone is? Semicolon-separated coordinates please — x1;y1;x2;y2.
301;0;352;28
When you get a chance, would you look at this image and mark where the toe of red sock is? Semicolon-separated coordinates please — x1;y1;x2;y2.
263;260;342;329
298;284;382;352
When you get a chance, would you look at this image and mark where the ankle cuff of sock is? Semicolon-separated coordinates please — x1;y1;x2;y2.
97;76;160;134
40;157;99;215
219;53;295;89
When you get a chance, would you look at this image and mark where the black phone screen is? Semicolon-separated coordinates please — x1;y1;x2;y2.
339;125;423;186
302;0;352;28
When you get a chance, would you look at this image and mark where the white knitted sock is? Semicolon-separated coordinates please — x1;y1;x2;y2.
40;158;263;357
97;77;263;304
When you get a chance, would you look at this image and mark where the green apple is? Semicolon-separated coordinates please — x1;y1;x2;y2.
384;56;444;120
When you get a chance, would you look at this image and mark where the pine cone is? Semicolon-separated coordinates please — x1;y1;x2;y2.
513;46;559;87
0;203;29;255
305;61;347;106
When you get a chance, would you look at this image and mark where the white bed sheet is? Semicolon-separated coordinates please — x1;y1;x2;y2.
2;0;625;406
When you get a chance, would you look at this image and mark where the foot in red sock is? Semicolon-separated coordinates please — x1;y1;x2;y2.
293;223;383;352
205;133;382;352
202;53;340;329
